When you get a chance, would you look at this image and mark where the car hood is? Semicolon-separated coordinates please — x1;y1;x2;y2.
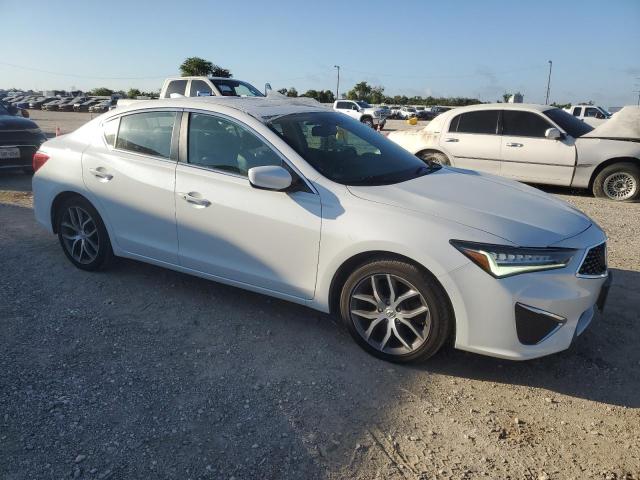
0;114;39;130
347;167;592;246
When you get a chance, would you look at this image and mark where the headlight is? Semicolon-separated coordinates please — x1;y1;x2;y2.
450;240;577;278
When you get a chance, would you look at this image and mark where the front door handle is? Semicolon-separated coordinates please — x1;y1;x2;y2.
88;167;113;181
180;192;211;208
444;138;459;143
506;142;524;147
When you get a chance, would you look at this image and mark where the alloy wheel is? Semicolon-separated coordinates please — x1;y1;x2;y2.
603;172;637;200
60;206;100;264
349;274;431;355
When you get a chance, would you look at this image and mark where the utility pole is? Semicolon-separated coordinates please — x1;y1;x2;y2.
545;60;552;105
334;65;340;100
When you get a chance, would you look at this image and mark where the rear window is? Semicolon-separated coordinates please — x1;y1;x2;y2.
189;80;212;97
164;80;187;98
210;79;263;97
103;117;119;147
115;111;177;158
451;110;499;134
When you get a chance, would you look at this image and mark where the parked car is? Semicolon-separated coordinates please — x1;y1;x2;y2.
58;96;87;112
564;105;612;127
32;97;610;363
398;106;418;119
0;102;47;173
74;98;102;112
160;76;264;99
387;103;640;201
333;100;387;129
89;99;118;113
31;97;59;110
42;98;72;111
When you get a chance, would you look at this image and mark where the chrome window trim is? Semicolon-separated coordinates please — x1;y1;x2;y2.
100;108;181;163
181;108;318;195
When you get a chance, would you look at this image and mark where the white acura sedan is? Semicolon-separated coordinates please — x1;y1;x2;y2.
32;96;610;362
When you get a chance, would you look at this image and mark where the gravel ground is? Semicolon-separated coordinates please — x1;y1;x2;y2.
1;113;639;480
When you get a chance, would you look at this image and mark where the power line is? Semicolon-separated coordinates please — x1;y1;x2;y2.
0;61;171;80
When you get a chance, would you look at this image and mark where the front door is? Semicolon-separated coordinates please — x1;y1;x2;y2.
174;112;321;299
441;109;502;174
82;110;180;263
499;110;576;185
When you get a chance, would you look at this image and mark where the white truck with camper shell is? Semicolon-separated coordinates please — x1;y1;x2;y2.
387;104;640;202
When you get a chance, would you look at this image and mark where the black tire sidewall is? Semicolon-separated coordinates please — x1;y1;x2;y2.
56;196;112;271
362;117;374;128
339;259;452;363
419;152;450;166
593;162;640;202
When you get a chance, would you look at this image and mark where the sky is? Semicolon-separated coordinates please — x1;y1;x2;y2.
1;0;639;107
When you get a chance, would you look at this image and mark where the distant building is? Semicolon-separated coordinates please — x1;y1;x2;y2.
508;92;524;103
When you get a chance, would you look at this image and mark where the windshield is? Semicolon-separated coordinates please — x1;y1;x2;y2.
356;101;371;108
543;108;594;138
211;79;264;97
268;111;438;186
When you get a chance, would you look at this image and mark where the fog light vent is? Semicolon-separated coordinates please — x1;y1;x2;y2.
515;303;566;345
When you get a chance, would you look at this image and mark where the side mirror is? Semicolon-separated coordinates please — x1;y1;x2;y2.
545;127;563;140
248;165;293;191
264;83;272;95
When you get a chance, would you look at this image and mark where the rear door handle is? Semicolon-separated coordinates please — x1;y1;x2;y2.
88;167;113;181
506;142;523;147
444;138;459;142
180;192;211;208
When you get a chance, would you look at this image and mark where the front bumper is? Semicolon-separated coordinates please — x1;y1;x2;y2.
439;225;609;360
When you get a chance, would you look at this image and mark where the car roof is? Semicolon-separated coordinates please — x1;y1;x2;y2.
112;95;330;122
450;103;554;113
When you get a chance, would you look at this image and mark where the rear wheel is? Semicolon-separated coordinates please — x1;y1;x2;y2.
339;259;453;363
418;151;450;166
55;196;113;271
593;162;640;201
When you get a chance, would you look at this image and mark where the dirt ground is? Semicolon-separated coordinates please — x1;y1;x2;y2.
1;112;639;480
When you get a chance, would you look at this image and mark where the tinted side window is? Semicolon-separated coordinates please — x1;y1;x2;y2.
448;114;460;132
103;117;119;147
165;80;187;97
336;101;350;109
116;112;176;158
456;110;499;134
187;113;282;176
502;111;552;137
584;107;598;117
572;107;581;116
189;80;212;97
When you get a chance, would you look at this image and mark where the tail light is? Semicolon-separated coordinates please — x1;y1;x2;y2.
33;151;50;172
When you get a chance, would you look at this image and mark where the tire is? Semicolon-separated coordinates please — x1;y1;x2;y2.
418;151;450;166
339;258;453;363
592;162;640;202
361;117;374;128
55;196;113;271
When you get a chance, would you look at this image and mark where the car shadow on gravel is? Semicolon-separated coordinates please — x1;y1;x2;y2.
0;171;32;192
407;267;640;408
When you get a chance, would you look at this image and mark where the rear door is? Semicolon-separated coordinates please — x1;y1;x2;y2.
441;110;501;174
499;110;576;185
82;110;181;263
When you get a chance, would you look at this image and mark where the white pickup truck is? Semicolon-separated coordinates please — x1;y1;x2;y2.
387;103;640;201
564;105;612;127
333;100;387;129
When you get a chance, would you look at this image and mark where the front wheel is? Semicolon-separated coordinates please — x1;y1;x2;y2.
593;162;640;201
339;259;453;363
361;117;374;128
418;151;450;166
56;196;113;271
